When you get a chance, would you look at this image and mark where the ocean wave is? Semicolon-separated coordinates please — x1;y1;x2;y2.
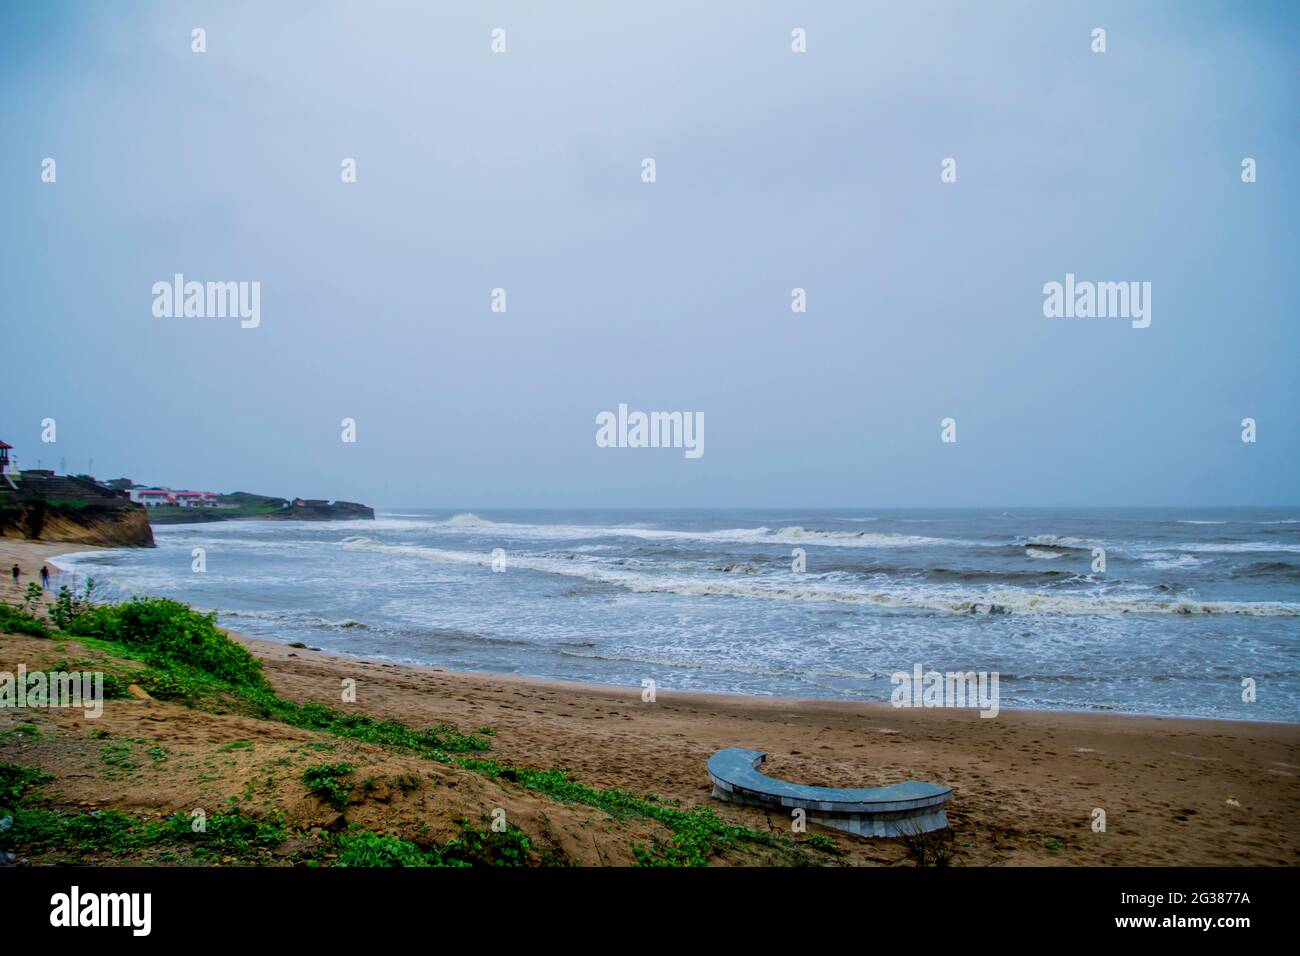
1234;560;1300;580
1025;548;1065;560
211;608;370;630
427;514;966;549
1144;553;1202;570
1025;535;1096;549
1145;542;1300;555
341;539;1300;617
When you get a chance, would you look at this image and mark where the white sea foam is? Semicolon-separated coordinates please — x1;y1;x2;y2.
341;538;1300;617
1025;535;1096;547
213;608;369;629
1145;553;1202;570
428;513;964;549
1146;542;1300;555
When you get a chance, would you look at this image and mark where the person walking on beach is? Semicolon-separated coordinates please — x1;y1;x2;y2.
40;566;50;589
10;563;19;584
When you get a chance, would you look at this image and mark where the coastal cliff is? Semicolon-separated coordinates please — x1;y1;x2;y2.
0;473;155;547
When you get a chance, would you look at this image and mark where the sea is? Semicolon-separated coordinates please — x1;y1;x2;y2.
51;508;1300;722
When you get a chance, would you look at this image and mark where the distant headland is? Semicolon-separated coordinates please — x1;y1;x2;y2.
132;486;376;524
0;438;373;547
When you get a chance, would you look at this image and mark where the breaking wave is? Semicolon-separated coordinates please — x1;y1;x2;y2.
341;538;1300;617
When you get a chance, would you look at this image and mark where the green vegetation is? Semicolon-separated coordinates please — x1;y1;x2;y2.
0;600;52;638
1;595;806;867
333;828;443;867
0;763;52;810
50;581;96;629
804;833;840;854
0;803;288;863
302;763;356;810
65;598;269;689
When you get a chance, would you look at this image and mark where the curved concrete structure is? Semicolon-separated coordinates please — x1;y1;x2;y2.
707;747;952;837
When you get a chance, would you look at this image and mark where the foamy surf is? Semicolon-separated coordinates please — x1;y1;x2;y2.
53;507;1300;721
341;537;1300;617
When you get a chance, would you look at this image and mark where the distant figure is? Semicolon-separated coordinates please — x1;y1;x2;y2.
40;566;50;589
10;564;19;584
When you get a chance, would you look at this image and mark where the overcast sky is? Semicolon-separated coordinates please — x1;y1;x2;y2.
2;1;1296;508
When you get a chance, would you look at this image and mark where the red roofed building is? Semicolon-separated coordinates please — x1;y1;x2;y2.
129;488;176;507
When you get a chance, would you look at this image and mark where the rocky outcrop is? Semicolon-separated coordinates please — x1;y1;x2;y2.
283;499;375;520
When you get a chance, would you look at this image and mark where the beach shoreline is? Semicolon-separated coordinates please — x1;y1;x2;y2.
17;538;1296;726
2;536;1298;865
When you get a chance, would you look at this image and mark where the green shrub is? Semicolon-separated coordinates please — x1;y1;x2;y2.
302;763;356;810
0;763;53;810
442;818;532;867
49;580;96;629
335;829;444;867
0;601;52;638
65;598;268;689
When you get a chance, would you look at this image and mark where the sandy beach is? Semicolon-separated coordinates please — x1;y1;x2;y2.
3;537;1298;866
